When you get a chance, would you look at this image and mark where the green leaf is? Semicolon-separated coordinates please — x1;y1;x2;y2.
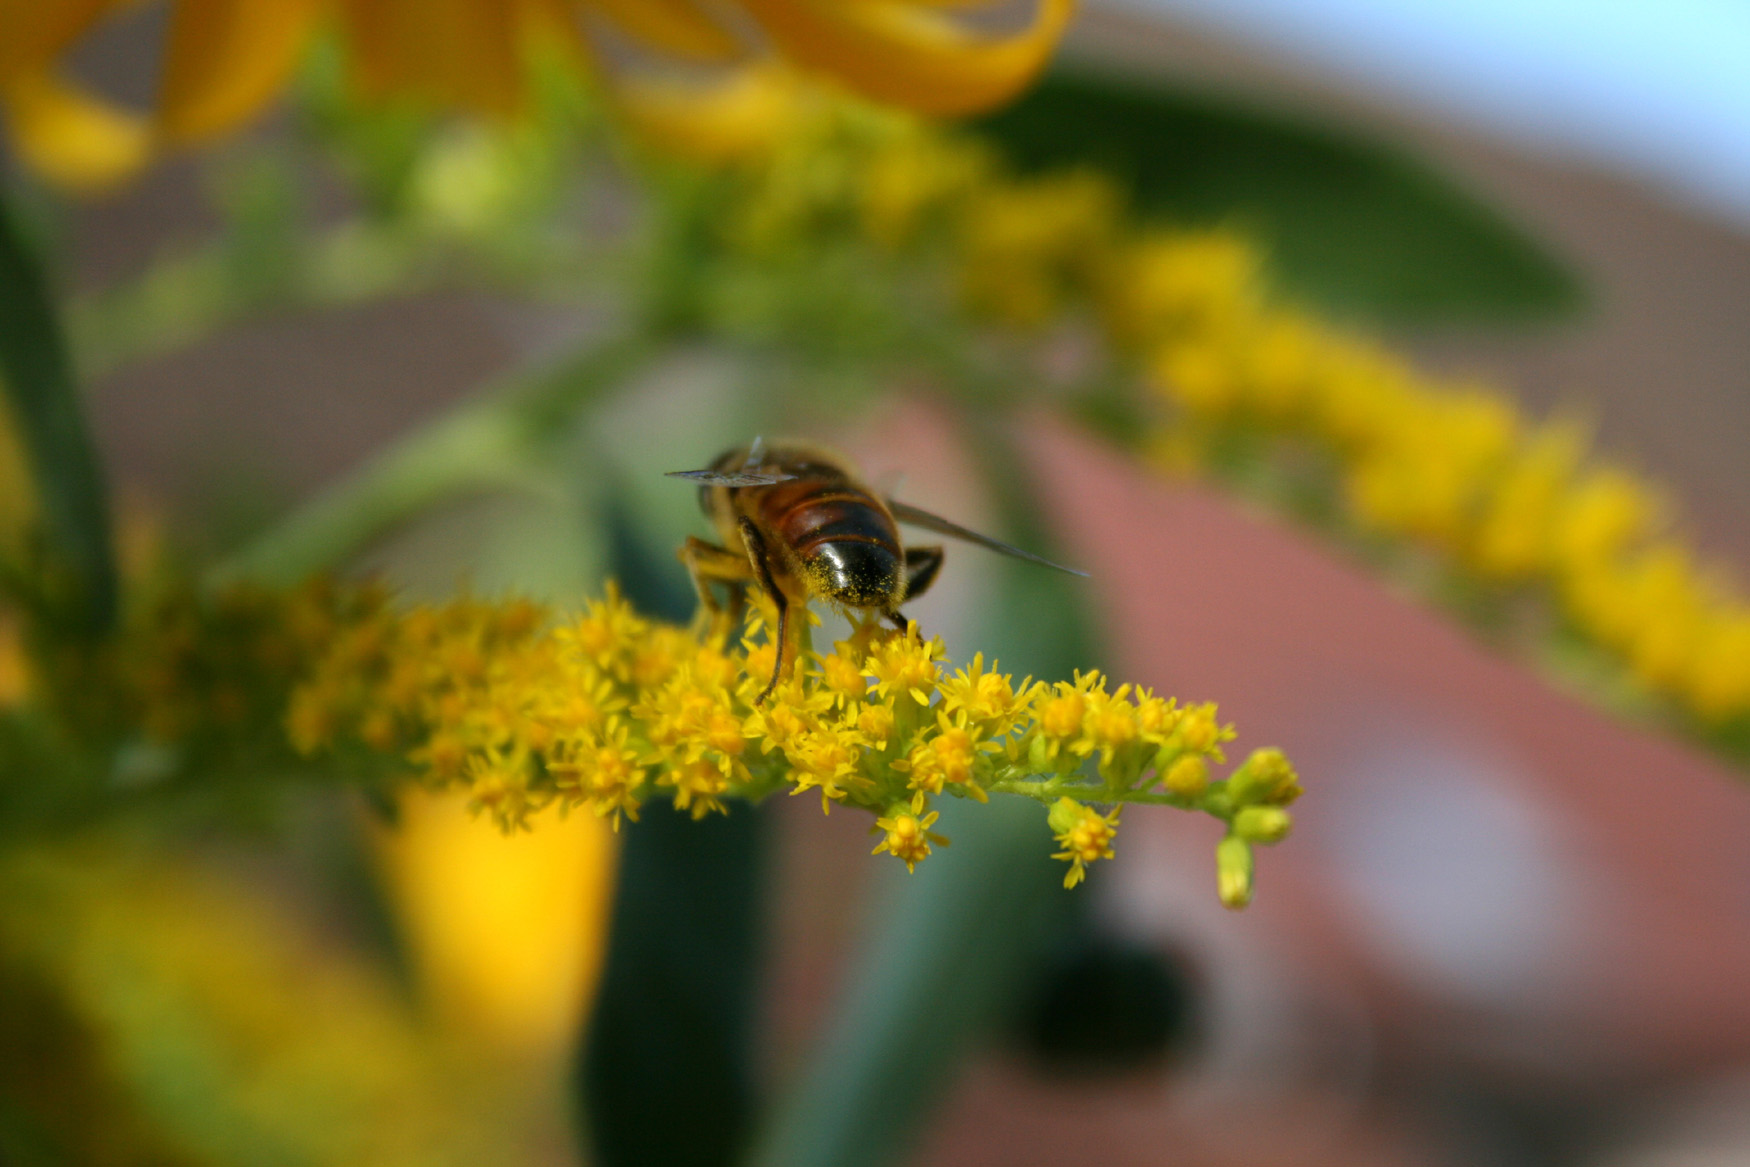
751;415;1093;1167
972;69;1584;324
0;190;116;631
578;795;768;1167
752;799;1065;1167
572;456;768;1167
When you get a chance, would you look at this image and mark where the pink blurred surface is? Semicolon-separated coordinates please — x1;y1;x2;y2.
888;418;1750;1165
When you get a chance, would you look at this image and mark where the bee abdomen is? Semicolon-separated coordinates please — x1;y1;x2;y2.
768;487;900;557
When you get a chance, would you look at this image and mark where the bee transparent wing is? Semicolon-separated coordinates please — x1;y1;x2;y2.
667;436;799;487
871;468;906;498
665;468;797;487
742;435;768;472
887;500;1090;578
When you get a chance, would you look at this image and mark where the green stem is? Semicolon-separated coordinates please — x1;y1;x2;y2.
0;189;116;633
68;212;616;381
211;326;661;585
580;799;769;1167
986;776;1067;800
986;776;1201;811
69;225;410;381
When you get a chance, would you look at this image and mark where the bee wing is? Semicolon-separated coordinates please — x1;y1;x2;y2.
887;500;1090;578
742;435;769;472
665;468;797;487
871;468;907;498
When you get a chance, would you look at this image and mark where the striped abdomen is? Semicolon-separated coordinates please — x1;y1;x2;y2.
752;478;904;609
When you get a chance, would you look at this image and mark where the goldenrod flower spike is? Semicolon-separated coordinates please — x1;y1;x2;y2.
1048;796;1117;888
262;585;1300;906
14;572;1292;904
800;112;1748;731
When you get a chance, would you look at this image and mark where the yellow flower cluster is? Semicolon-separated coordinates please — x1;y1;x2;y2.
0;846;520;1163
1109;239;1750;728
716;107;1750;736
17;575;378;757
285;585;1298;904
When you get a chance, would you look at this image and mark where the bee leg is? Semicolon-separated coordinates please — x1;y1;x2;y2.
737;517;791;705
901;545;944;602
678;536;751;641
879;544;944;635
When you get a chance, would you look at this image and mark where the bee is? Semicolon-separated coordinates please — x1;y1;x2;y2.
668;438;1086;702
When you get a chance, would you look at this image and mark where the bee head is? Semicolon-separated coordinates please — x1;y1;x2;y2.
806;540;904;610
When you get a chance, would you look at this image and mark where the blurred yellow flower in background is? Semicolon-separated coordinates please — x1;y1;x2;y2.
371;786;616;1061
0;844;535;1165
0;0;1075;188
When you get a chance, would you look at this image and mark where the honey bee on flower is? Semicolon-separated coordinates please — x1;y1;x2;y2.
667;438;1086;702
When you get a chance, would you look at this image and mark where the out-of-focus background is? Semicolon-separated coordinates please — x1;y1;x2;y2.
9;1;1749;1165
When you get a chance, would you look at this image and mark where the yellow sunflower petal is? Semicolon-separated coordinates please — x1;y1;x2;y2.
0;0;120;81
158;0;321;142
2;67;150;191
584;0;743;62
737;0;1075;115
610;62;805;161
339;0;531;116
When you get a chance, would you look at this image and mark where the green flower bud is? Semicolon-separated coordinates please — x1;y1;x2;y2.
1161;754;1208;798
1234;805;1292;844
1047;796;1084;836
1225;747;1301;806
1026;732;1054;774
1216;834;1253;910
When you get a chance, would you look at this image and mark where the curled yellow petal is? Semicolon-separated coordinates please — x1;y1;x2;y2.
584;0;743;62
737;0;1076;115
158;0;321;142
611;63;807;161
2;68;150;191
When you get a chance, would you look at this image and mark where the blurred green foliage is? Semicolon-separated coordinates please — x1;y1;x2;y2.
976;69;1584;323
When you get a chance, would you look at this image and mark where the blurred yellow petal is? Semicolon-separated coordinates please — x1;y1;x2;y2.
612;63;806;161
0;0;121;81
737;0;1075;115
0;614;27;707
158;0;321;142
584;0;743;61
1;847;517;1163
340;0;532;116
2;68;150;191
372;788;616;1059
